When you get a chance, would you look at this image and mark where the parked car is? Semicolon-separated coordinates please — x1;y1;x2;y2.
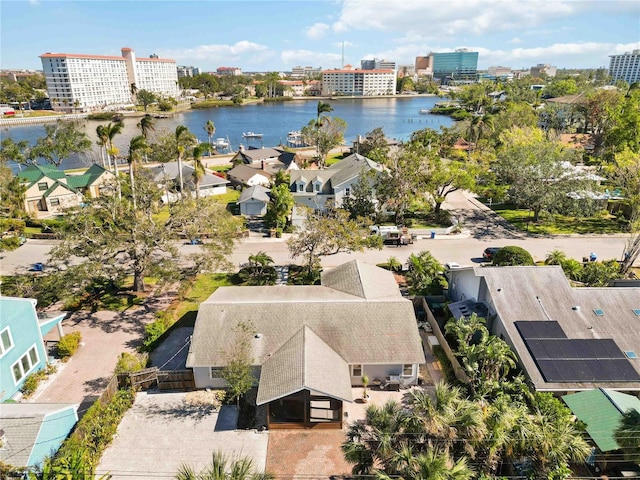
483;247;501;261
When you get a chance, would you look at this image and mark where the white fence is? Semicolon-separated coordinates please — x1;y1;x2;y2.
0;113;89;127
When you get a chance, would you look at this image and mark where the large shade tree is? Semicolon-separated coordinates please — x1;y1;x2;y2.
31;120;91;167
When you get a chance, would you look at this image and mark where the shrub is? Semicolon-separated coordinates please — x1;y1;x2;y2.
114;352;148;375
57;331;82;359
142;311;173;351
20;364;57;398
493;246;534;266
56;388;135;467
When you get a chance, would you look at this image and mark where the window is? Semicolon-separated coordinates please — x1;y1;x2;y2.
351;364;362;377
403;364;413;376
38;182;48;191
210;367;224;379
50;198;60;206
0;327;13;357
314;182;320;192
345;187;351;196
11;345;39;384
298;183;304;192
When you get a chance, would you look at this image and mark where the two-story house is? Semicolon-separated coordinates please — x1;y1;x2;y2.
0;296;66;402
289;153;383;222
18;164;114;215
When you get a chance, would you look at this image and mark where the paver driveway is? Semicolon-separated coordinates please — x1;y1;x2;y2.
32;292;174;412
96;392;269;480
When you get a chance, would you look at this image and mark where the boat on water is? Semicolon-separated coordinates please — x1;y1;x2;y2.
419;109;430;114
242;131;263;139
212;137;230;149
287;131;307;147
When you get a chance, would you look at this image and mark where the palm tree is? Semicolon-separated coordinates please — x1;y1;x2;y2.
175;451;273;480
382;449;474;480
192;142;210;199
175;125;191;197
96;124;109;168
137;114;155;162
315;100;333;164
614;409;640;463
544;249;567;265
204;120;216;147
127;135;147;209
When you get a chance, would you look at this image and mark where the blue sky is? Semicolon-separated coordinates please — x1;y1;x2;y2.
1;0;639;72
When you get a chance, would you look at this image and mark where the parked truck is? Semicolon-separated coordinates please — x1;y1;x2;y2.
370;225;413;246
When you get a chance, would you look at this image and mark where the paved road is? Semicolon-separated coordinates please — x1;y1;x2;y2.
2;191;636;276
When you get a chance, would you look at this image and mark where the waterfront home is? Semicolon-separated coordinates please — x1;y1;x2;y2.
148;161;229;201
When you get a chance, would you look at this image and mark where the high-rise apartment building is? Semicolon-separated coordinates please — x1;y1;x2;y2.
321;68;396;96
177;66;200;78
431;49;479;82
609;50;640;85
40;47;178;112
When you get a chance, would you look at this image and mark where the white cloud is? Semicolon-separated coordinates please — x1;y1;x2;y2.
306;22;330;40
28;0;40;5
158;41;269;67
281;49;342;69
509;37;522;44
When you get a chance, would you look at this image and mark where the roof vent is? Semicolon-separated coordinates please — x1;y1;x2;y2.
255;333;263;339
633;309;640;316
572;306;580;311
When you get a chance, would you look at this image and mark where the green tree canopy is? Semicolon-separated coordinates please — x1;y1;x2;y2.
492;245;535;266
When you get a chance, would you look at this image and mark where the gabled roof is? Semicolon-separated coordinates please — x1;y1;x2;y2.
149;162;228;188
18;164;66;183
256;326;352;405
563;388;640;452
187;261;424;370
0;403;78;467
237;147;283;162
321;259;402;300
227;164;272;183
238;185;270;204
43;181;77;197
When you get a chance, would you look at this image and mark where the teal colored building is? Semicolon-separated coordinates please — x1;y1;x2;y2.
432;50;479;82
0;296;66;402
0;403;78;469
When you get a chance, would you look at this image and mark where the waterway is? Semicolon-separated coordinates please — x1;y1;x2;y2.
1;96;454;170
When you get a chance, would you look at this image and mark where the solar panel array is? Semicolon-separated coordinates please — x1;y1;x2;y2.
515;321;640;383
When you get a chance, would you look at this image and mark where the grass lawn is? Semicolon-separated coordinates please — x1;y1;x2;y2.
170;273;239;323
492;205;629;235
215;189;241;205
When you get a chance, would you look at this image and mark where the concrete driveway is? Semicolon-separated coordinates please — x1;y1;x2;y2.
96;392;269;480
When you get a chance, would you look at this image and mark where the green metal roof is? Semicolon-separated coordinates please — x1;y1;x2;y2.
17;164;66;183
562;388;640;452
43;181;77;197
65;173;92;189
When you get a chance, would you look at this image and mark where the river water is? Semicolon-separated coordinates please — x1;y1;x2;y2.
1;96;453;170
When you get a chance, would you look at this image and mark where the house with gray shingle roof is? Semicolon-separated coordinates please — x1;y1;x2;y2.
231;146;299;172
226;164;272;188
0;403;78;469
186;260;424;429
237;185;270;216
148;161;229;201
289;153;383;219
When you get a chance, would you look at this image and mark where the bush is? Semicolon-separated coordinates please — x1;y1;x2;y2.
142;311;174;351
20;364;57;398
114;352;148;375
56;388;135;467
57;331;82;359
493;246;534;266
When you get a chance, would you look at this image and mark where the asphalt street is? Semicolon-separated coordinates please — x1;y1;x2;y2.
1;190;636;275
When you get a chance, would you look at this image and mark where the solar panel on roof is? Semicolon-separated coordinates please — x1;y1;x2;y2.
515;321;567;339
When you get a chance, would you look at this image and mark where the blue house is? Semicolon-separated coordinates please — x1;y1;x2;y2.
0;403;78;468
0;296;66;402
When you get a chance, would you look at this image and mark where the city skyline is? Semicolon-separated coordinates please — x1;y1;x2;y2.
1;0;639;73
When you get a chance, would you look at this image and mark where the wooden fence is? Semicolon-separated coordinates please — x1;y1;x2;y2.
127;367;195;391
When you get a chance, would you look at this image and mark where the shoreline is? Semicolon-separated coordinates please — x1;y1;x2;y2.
0;93;438;128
